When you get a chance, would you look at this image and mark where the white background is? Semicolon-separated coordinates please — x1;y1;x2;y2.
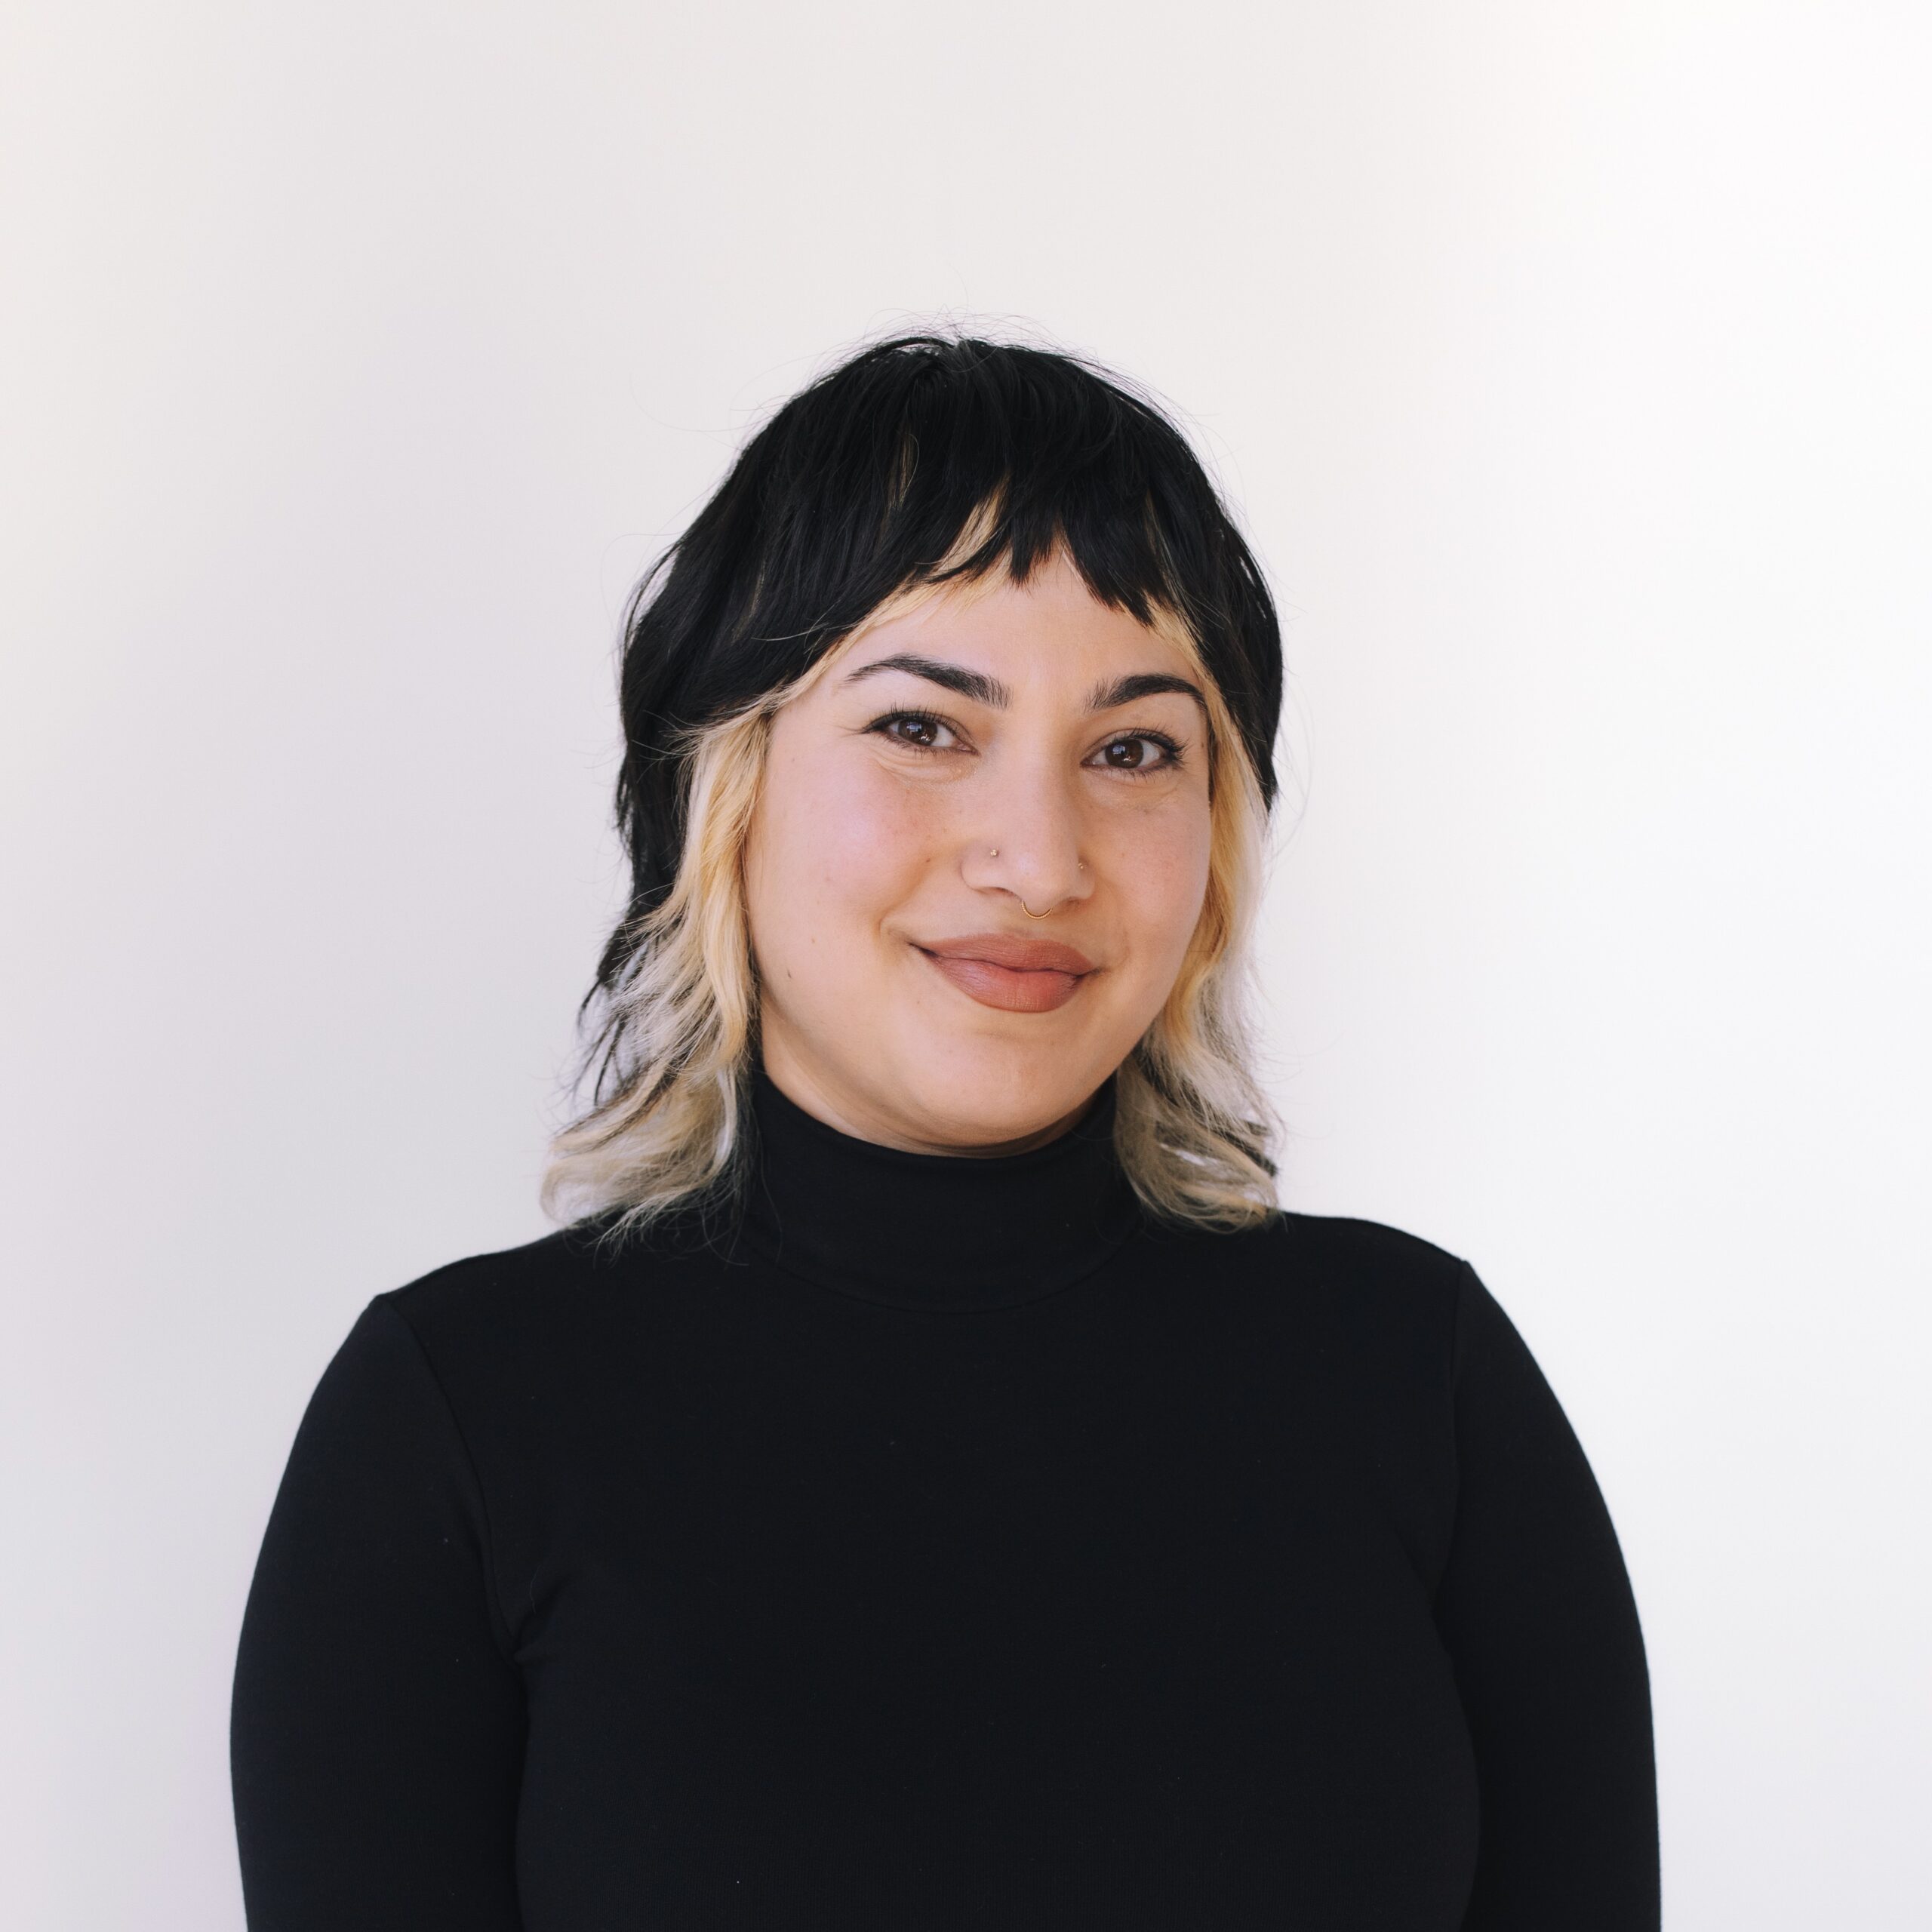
3;3;1927;1925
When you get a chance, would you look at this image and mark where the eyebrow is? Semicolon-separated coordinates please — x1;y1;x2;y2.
844;653;1011;707
1087;671;1208;715
843;653;1207;718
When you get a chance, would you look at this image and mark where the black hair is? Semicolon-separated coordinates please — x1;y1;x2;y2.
596;331;1284;995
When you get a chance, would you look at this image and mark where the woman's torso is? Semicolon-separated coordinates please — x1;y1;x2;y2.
396;1173;1480;1928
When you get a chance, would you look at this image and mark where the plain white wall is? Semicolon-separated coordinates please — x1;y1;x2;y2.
3;2;1927;1925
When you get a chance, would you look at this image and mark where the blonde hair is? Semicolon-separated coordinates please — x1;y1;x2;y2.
542;551;1280;1244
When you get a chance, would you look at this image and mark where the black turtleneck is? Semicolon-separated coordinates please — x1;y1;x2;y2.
232;1069;1659;1930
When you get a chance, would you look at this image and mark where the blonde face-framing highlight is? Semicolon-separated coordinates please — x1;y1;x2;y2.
542;538;1281;1247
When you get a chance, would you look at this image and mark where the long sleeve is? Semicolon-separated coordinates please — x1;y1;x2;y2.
1435;1261;1661;1930
231;1295;527;1930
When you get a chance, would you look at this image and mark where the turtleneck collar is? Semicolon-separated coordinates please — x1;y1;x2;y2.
736;1063;1143;1312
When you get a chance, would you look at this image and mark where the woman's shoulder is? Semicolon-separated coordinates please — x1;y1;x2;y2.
1155;1205;1480;1353
370;1210;704;1366
383;1217;612;1306
1268;1206;1472;1279
1168;1203;1472;1291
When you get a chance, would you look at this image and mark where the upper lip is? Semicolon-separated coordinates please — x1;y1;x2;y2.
915;933;1098;974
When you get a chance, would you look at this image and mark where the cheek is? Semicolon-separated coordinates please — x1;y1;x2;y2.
746;742;937;965
1110;808;1215;984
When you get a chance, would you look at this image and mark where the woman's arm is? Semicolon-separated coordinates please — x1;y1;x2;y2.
1435;1262;1661;1930
231;1296;527;1930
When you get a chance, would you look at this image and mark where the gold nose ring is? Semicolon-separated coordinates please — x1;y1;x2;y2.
994;851;1084;918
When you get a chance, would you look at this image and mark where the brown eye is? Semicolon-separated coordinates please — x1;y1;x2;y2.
870;711;959;752
1095;734;1178;772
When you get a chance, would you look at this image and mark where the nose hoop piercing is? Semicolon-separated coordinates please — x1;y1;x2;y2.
992;853;1084;915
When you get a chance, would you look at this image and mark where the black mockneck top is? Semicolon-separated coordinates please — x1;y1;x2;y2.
232;1069;1660;1930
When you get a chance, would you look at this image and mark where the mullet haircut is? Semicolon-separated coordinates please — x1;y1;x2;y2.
544;331;1287;1241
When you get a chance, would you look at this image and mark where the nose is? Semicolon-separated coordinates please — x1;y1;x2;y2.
961;759;1094;918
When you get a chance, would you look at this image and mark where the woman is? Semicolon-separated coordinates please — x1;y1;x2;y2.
231;334;1660;1929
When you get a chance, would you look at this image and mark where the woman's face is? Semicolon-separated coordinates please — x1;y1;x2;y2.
742;549;1215;1153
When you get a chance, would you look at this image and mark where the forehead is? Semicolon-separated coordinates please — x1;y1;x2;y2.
832;552;1198;689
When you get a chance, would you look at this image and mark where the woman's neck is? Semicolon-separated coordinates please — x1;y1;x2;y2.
733;1060;1142;1312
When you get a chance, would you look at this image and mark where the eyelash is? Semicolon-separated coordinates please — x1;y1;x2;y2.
866;709;1186;775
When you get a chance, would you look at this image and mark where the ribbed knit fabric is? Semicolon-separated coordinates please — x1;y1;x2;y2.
232;1066;1659;1929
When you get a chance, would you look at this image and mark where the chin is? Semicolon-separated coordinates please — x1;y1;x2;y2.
891;1031;1114;1149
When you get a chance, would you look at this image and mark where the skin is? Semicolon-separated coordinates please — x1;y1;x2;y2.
740;548;1214;1155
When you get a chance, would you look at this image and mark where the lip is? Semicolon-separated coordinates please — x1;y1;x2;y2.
913;931;1099;1014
